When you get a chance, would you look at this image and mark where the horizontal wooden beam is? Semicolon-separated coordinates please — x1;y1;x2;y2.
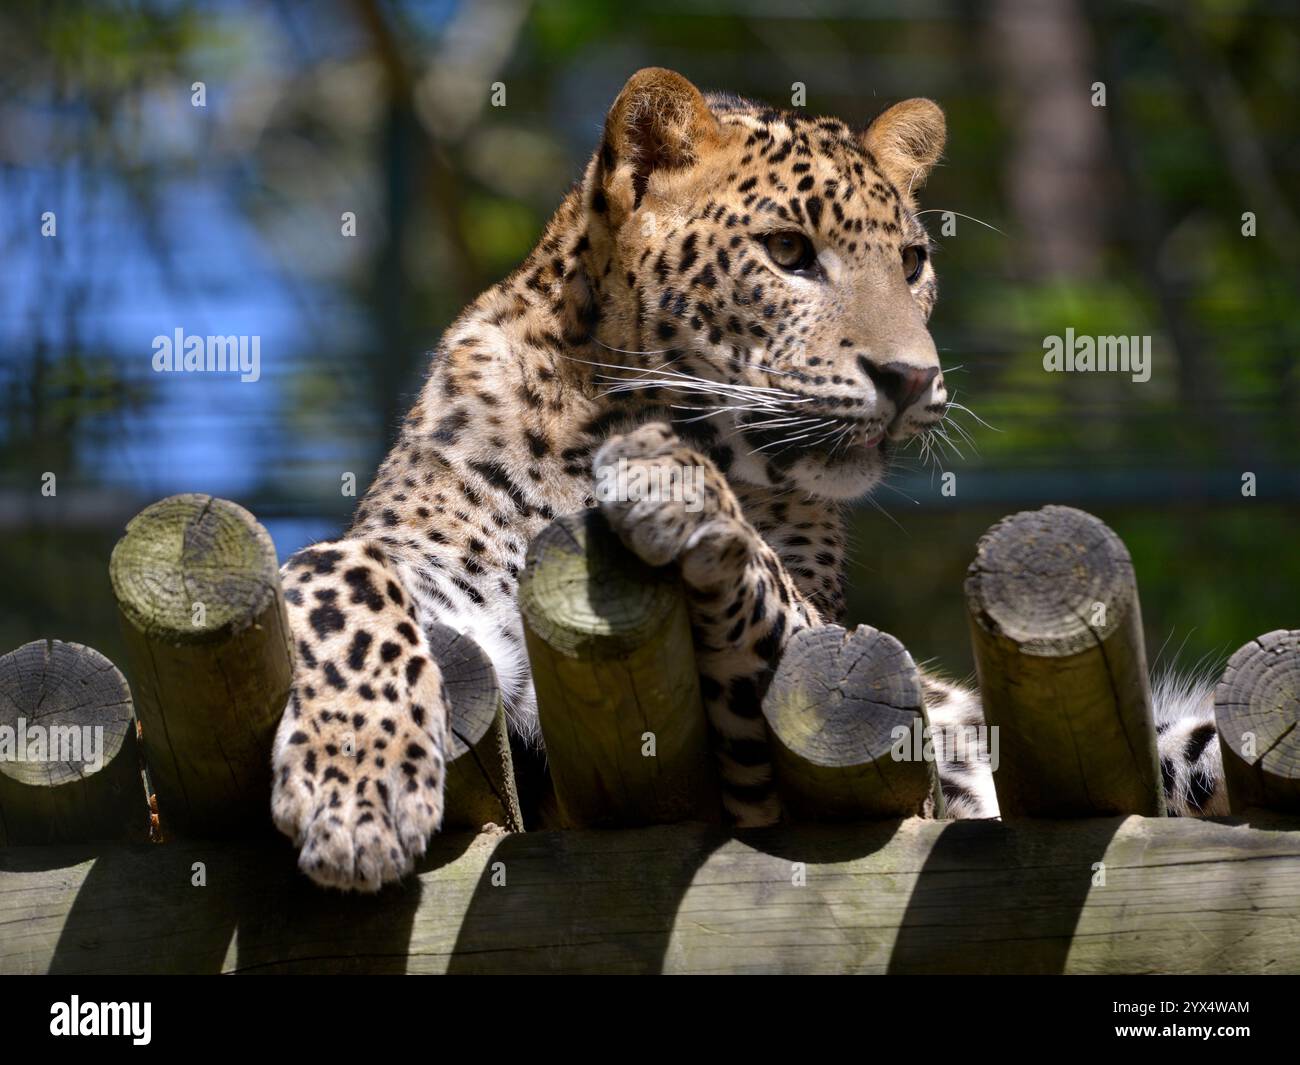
4;816;1299;974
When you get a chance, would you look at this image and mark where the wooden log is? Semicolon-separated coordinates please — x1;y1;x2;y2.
425;623;522;833
0;640;149;844
1216;629;1300;813
965;505;1163;817
763;624;942;820
109;494;291;836
3;816;1299;974
518;509;720;827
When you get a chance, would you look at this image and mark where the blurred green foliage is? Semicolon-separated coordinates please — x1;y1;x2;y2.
1;0;1296;683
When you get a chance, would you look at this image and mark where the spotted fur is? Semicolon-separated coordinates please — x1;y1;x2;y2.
271;69;1222;891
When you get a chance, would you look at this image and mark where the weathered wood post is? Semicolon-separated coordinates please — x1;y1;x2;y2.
109;494;291;835
763;624;942;819
0;639;149;844
426;623;523;832
1215;629;1300;813
965;505;1163;817
519;509;720;827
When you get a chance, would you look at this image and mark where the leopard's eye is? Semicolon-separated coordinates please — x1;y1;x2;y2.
902;244;928;285
763;231;816;273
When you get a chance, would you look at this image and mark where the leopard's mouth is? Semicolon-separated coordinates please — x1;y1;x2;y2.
824;434;890;465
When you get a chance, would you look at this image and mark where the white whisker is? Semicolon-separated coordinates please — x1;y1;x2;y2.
915;209;1006;236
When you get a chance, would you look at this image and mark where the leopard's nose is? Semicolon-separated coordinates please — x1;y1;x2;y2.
861;360;939;413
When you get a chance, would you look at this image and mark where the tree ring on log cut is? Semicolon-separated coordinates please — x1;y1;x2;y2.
964;504;1135;656
766;625;923;767
110;493;280;645
518;508;681;658
1215;629;1300;812
763;624;938;820
0;639;148;843
0;639;134;788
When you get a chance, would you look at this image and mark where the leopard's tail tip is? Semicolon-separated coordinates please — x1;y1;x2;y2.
1151;663;1229;818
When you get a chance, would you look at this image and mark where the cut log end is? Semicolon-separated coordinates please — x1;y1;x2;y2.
0;640;148;843
965;504;1135;655
109;493;280;645
1216;629;1300;813
764;624;939;820
518;509;681;657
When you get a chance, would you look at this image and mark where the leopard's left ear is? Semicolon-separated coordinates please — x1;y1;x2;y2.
597;68;721;219
862;98;946;196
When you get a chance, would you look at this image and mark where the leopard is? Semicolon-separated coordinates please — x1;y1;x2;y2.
270;68;1225;892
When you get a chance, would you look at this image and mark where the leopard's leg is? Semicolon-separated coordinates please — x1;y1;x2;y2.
595;423;822;826
273;540;450;892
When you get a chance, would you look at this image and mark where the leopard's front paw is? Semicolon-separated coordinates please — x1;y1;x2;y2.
594;423;752;588
272;711;445;893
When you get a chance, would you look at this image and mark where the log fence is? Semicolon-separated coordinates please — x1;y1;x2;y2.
1;495;1298;973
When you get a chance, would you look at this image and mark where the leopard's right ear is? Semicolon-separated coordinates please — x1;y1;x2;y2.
594;68;720;222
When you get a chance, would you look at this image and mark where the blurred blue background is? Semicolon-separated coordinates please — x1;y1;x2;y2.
2;0;1297;682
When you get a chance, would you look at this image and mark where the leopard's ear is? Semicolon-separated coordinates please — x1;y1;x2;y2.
597;68;720;216
862;98;946;196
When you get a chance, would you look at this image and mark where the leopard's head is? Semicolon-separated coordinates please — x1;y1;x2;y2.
580;68;948;500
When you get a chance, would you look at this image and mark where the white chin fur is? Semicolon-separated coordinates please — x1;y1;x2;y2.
788;450;884;500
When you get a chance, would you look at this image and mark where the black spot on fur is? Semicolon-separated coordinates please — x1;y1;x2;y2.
405;657;426;685
1186;768;1217;812
1160;755;1176;798
323;662;348;691
344;567;386;611
347;630;372;671
1184;723;1216;764
433;408;468;443
727;676;763;719
292;548;343;574
524;430;549;458
309;604;345;639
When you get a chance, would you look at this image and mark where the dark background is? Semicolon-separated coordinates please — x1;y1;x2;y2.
2;0;1297;686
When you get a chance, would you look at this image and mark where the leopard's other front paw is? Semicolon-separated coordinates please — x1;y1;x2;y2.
594;422;752;588
272;707;445;892
274;538;450;892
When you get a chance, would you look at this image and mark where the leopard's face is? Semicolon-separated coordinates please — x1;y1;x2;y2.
586;71;949;501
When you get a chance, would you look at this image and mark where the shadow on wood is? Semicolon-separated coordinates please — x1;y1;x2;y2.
5;817;1298;974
